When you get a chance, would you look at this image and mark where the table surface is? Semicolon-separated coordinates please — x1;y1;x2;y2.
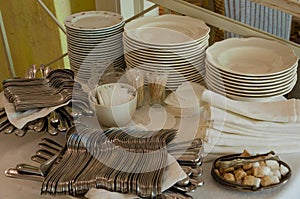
1;129;300;199
1;82;300;199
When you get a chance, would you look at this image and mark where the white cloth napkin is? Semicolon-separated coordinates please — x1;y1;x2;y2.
200;89;300;155
131;104;176;131
85;155;187;199
204;128;300;147
205;106;300;134
164;82;204;117
201;89;300;123
1;92;69;129
164;82;204;108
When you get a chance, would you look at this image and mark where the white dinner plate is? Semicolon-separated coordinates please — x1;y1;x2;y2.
64;11;124;31
124;14;210;46
123;32;209;51
205;63;297;86
205;72;297;92
125;56;205;72
206;37;298;76
205;59;298;81
123;41;207;60
205;78;296;98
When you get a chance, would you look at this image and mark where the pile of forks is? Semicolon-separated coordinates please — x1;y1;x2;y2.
41;126;176;197
6;125;204;198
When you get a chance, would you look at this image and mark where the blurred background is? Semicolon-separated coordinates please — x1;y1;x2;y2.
0;0;299;90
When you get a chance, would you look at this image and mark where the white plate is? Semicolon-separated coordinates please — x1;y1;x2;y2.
206;37;298;76
68;43;122;54
124;14;210;46
205;59;298;81
123;39;207;59
67;31;123;42
123;32;209;50
124;47;206;62
125;56;205;72
67;38;123;48
127;64;205;81
205;63;297;86
65;21;124;35
205;78;296;97
65;20;124;32
205;72;297;93
68;47;123;57
66;29;124;40
125;51;205;65
64;11;123;30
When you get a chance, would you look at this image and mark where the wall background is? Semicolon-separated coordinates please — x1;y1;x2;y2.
0;0;95;90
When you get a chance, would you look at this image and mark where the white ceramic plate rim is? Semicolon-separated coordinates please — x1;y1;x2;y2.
205;72;297;92
205;63;297;86
205;78;296;96
206;37;299;76
205;59;298;80
123;31;209;49
124;14;210;46
64;11;124;30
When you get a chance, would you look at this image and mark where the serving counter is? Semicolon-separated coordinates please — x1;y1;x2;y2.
1;130;300;199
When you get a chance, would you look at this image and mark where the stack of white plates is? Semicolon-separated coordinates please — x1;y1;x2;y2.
205;37;299;101
64;11;125;81
123;14;210;90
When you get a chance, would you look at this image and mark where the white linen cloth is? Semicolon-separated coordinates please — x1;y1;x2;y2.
201;89;300;123
1;92;69;129
85;155;187;199
200;88;300;155
164;82;204;116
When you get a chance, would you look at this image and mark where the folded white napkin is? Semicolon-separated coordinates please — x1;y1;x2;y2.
131;104;176;131
165;82;204;108
204;128;300;147
204;142;300;155
164;82;204;117
201;89;300;123
200;88;300;155
1;92;69;129
209;121;300;138
85;155;187;199
204;106;300;135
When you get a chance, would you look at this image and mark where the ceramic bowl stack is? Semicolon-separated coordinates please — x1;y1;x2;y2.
205;37;299;101
123;14;210;90
64;11;125;81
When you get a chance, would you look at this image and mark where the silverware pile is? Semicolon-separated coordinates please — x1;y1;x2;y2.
3;69;88;112
168;139;204;193
41;126;176;197
1;67;93;137
0;100;93;137
5;126;204;198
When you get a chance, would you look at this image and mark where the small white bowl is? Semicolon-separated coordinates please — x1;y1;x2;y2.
88;83;137;127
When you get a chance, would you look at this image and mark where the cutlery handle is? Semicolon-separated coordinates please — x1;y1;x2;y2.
16;163;41;176
5;168;44;182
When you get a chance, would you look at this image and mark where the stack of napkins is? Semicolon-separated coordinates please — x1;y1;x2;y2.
200;89;300;155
